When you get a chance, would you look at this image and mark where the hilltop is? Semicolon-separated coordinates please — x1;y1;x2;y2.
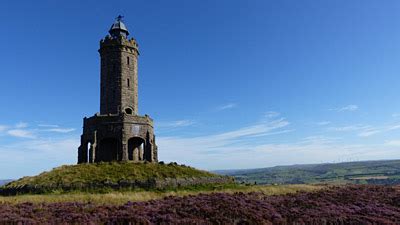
216;159;400;185
0;162;232;195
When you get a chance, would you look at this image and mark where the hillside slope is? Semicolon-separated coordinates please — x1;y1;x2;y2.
1;162;232;195
215;159;400;185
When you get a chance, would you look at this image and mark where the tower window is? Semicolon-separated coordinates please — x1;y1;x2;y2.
127;57;130;65
125;108;133;115
127;79;130;87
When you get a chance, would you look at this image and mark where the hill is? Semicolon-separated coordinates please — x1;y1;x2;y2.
0;162;233;195
0;180;12;187
215;159;400;185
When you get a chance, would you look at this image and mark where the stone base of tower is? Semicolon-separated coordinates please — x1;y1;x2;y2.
77;113;158;164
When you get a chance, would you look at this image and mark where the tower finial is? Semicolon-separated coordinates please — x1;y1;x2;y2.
116;15;124;22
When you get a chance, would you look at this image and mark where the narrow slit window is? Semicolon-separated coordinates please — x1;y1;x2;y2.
127;79;130;87
127;57;130;65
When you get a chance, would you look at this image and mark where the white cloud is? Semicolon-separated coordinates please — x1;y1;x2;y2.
0;138;78;178
216;103;237;111
7;129;36;139
384;140;400;147
330;105;359;112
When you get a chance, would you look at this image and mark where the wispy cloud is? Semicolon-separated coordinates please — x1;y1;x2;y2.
316;121;331;126
43;128;76;133
0;122;77;139
15;122;28;128
358;128;381;137
328;123;400;137
158;114;292;167
7;129;36;139
213;118;289;140
265;111;280;118
157;120;196;128
330;105;359;112
38;124;59;128
216;103;237;111
329;125;369;132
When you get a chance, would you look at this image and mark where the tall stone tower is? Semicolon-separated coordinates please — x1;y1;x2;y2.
78;16;158;164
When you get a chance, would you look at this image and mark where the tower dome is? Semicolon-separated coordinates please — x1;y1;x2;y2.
109;15;130;38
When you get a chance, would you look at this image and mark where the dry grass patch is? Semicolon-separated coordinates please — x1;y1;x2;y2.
0;184;323;205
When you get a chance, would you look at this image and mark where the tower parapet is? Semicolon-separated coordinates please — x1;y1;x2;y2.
78;16;158;164
99;36;139;55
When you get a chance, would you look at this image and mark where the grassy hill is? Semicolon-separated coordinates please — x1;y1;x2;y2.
215;159;400;185
1;162;233;195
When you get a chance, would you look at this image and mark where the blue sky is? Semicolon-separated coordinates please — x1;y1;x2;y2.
1;0;400;178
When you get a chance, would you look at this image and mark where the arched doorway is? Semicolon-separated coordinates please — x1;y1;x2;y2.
96;138;122;162
128;137;145;161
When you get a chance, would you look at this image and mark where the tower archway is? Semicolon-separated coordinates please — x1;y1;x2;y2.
96;138;122;162
128;137;145;161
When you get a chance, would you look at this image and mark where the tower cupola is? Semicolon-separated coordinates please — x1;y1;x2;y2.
109;15;130;38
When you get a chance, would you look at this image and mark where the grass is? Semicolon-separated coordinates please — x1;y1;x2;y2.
1;162;233;195
0;184;322;205
5;162;217;188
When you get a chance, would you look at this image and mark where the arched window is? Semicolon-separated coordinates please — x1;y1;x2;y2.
127;56;130;65
125;108;133;115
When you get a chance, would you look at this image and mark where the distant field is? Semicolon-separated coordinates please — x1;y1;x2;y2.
215;159;400;185
350;176;389;180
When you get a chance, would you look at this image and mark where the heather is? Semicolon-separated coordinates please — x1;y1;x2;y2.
0;185;399;224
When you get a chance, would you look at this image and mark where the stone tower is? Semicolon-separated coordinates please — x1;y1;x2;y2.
78;16;158;164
